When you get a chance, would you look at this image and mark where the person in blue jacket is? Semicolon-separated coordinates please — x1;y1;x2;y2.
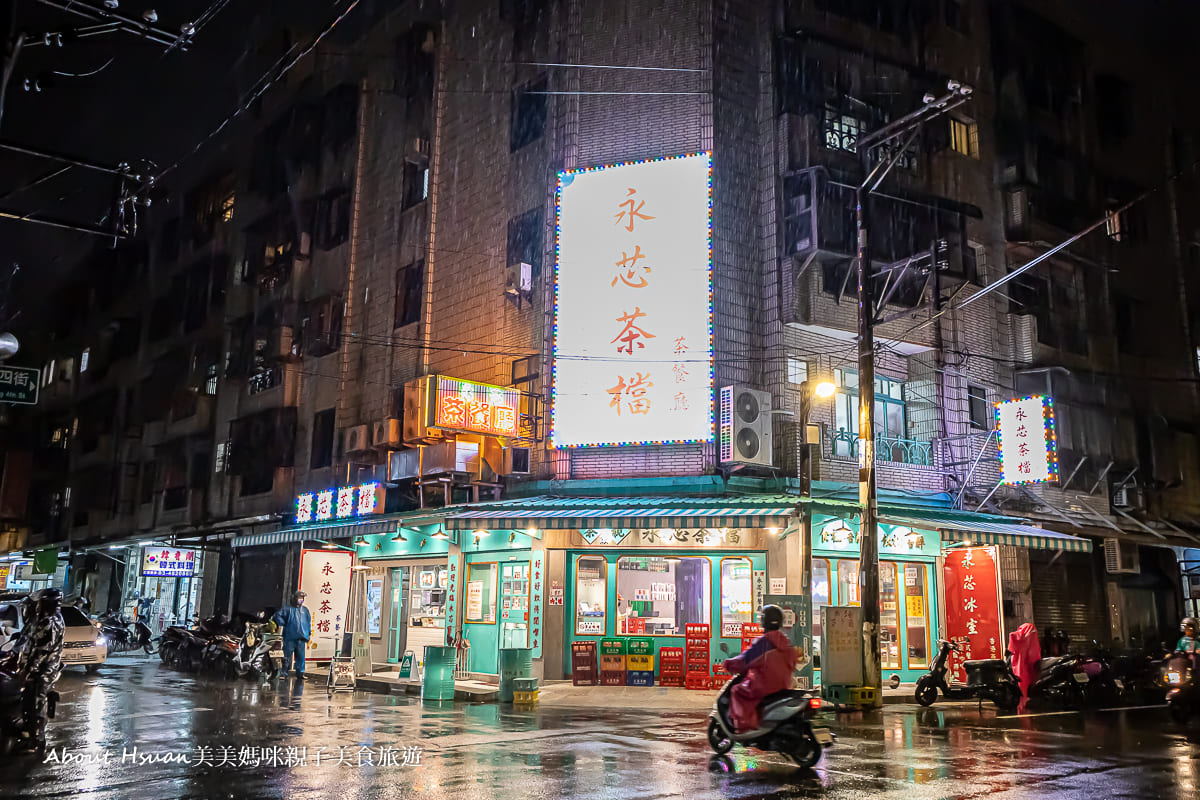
272;591;312;679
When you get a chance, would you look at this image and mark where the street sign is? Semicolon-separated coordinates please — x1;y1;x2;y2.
0;366;38;405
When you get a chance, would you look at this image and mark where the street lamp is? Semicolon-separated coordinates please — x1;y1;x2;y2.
797;378;836;688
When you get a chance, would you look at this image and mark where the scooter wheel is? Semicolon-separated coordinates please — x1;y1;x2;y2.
788;732;822;769
707;719;733;755
914;677;938;706
995;683;1021;712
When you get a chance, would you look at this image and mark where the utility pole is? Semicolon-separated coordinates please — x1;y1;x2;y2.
853;80;973;708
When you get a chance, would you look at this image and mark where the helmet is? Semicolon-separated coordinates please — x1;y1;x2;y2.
1183;617;1198;632
34;588;63;617
761;604;784;632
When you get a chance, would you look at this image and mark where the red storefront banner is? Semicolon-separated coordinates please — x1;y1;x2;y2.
942;546;1004;683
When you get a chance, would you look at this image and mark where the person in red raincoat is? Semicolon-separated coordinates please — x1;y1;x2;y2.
722;605;798;732
1008;622;1041;702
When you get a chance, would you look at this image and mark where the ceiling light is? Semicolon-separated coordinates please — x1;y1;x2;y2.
353;536;368;546
391;530;407;542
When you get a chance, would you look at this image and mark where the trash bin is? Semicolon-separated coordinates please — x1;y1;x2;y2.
498;648;534;702
422;645;457;701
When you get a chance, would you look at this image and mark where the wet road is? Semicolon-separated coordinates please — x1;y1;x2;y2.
1;660;1198;799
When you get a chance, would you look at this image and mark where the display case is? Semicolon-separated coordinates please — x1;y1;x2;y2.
410;567;448;631
500;561;530;648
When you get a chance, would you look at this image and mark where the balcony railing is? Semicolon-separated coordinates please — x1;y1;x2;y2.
248;367;282;395
830;430;934;467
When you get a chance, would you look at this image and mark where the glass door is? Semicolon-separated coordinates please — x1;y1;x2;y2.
388;567;408;663
500;562;530;649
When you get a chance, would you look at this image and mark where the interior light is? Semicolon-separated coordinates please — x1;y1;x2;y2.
768;527;780;535
814;381;837;399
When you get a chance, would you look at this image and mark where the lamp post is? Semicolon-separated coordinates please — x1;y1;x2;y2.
798;378;835;688
852;80;973;708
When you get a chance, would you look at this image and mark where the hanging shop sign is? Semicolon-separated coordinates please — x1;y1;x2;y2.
433;375;521;437
295;482;384;524
553;151;714;448
814;520;942;558
530;550;545;658
298;549;353;661
943;546;1004;684
444;556;460;645
996;395;1058;485
141;548;198;578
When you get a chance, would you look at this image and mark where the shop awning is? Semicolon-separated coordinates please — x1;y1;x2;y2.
231;520;395;549
883;513;1093;553
443;495;797;531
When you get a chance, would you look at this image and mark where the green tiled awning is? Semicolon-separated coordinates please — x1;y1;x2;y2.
443;495;798;531
883;514;1092;553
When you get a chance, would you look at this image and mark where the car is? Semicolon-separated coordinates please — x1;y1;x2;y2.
60;606;108;673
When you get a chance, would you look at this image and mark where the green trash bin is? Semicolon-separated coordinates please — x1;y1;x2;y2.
498;648;534;703
422;645;457;701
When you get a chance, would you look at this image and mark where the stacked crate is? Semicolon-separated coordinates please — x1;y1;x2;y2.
513;678;539;705
711;661;730;689
571;641;598;686
600;638;627;686
740;622;764;653
685;623;711;689
626;637;655;686
658;647;685;687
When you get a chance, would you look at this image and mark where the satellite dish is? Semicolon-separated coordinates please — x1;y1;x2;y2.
0;333;18;360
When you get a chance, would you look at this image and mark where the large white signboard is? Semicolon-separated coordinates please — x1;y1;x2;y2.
553;152;714;447
141;547;198;578
996;395;1058;485
298;550;353;661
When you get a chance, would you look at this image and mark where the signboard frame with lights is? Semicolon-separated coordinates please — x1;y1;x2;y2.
432;376;523;438
295;482;385;525
995;395;1058;486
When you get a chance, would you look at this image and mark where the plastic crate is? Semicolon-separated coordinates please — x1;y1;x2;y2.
600;671;626;686
513;690;539;704
627;654;655;671
685;674;712;690
513;678;539;692
626;670;655;687
627;637;654;656
658;675;685;687
600;654;627;671
685;624;710;638
600;638;626;655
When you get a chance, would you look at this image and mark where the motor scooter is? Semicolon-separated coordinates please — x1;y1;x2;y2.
1164;652;1199;724
914;639;1021;710
707;674;834;768
232;622;284;680
0;642;59;755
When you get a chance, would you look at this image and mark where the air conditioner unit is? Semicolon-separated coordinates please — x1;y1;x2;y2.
1104;538;1140;574
342;424;371;455
1111;485;1141;509
504;445;532;475
402;375;442;444
373;418;402;449
719;386;773;467
505;262;533;299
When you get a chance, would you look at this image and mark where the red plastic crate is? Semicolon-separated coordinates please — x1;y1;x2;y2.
600;671;626;686
685;624;710;637
658;675;685;687
685;674;712;690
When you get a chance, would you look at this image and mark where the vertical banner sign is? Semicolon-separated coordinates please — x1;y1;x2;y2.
752;570;766;616
996;395;1058;485
530;550;545;658
444;554;459;646
0;563;8;590
943;546;1003;683
298;550;353;661
553;152;714;448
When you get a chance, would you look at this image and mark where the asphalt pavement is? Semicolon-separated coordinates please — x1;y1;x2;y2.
1;657;1198;799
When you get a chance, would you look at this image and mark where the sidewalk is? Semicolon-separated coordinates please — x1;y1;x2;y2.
305;665;500;702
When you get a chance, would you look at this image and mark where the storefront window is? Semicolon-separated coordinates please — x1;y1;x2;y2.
465;562;497;623
812;559;830;668
616;556;710;636
836;559;860;606
880;562;900;670
575;556;607;635
903;563;930;668
720;558;753;634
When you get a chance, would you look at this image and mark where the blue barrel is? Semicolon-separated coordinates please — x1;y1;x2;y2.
498;648;534;703
422;645;457;701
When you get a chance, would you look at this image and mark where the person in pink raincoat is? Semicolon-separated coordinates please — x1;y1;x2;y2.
722;605;798;732
1008;622;1041;700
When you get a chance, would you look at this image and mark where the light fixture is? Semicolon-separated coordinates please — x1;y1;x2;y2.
321;541;337;549
108;545;123;550
663;556;682;564
353;536;368;546
351;564;371;571
138;540;154;547
391;530;407;542
814;381;837;399
527;527;538;537
418;538;427;548
508;532;516;543
473;535;482;546
768;527;780;535
431;528;449;540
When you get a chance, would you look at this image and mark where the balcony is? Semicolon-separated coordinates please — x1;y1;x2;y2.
164;392;215;440
829;430;934;467
158;487;204;526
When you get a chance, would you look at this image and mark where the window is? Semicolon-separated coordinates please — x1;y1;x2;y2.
402;160;429;210
949;117;979;158
204;362;218;396
720;558;754;634
79;348;90;373
616;555;710;636
903;563;930;668
315;189;352;250
311;408;335;469
787;358;808;385
823;107;862;153
833;369;907;453
575;556;607;635
880;561;900;670
836;559;860;606
220;191;236;223
42;359;55;388
506;208;543;282
510;77;547;152
1105;207;1123;241
394;260;423;329
214;442;227;474
812;559;830;669
465;563;497;623
968;384;989;430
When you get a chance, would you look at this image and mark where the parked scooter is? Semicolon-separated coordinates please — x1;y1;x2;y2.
160;615;227;672
914;640;1021;710
1164;652;1199;724
707;674;835;767
231;622;284;680
97;612;155;655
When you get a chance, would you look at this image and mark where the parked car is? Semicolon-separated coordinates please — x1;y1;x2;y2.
61;606;107;673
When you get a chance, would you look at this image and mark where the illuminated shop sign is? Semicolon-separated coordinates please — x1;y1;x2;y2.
553;151;714;448
141;548;198;578
433;376;521;437
996;395;1058;485
295;482;384;524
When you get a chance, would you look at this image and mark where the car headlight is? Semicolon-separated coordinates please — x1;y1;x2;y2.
95;636;106;647
1167;671;1182;685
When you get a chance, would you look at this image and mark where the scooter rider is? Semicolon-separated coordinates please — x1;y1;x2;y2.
1178;618;1198;654
721;605;797;732
16;588;65;752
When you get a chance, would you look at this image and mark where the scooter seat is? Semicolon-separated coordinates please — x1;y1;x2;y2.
760;688;809;707
1036;656;1070;671
962;659;1007;669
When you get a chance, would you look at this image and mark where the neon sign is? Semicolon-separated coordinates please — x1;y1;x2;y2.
295;483;385;524
433;376;521;437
